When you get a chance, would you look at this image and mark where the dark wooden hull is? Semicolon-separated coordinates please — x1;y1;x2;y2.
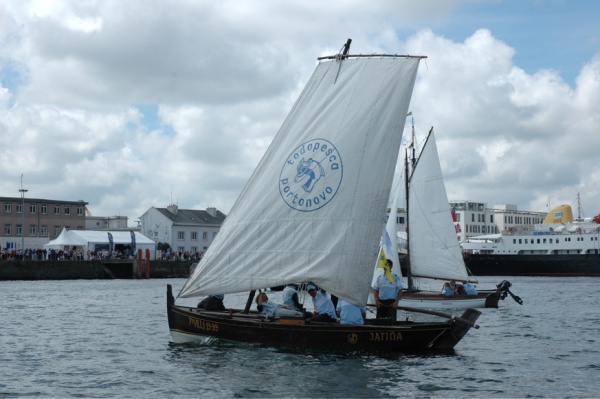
464;253;600;276
167;285;480;351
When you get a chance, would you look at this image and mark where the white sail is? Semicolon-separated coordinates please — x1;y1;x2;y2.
178;56;422;306
408;129;470;281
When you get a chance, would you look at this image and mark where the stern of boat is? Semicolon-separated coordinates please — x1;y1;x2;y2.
166;284;176;330
484;291;500;308
430;308;481;349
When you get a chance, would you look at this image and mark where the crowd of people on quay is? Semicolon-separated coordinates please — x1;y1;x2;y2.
0;248;204;262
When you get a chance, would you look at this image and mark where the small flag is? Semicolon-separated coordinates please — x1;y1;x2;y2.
377;247;394;283
451;207;457;222
130;230;136;252
455;223;462;233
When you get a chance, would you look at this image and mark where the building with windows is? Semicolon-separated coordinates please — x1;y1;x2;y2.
385;200;547;244
1;196;88;249
449;200;547;242
85;215;130;230
140;204;226;255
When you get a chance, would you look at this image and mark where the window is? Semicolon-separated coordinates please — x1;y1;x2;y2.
191;232;198;240
178;231;185;240
30;204;36;214
54;226;60;237
4;203;11;213
490;215;494;223
41;204;47;214
30;225;37;236
16;203;23;214
77;206;84;216
203;232;208;241
16;225;22;236
471;214;475;222
178;246;185;253
191;246;197;253
4;224;11;235
40;225;48;237
54;205;60;215
64;206;70;215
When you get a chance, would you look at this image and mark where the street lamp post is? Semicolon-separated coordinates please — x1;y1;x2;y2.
19;175;28;254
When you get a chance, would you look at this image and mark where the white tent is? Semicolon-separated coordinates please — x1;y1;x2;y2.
43;228;86;249
44;229;156;259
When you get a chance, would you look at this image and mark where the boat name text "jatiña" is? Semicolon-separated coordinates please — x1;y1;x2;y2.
188;318;219;332
369;332;403;341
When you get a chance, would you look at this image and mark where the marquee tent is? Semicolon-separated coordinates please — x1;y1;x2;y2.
44;229;156;259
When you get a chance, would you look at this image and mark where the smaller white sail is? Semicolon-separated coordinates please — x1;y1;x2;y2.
408;129;470;282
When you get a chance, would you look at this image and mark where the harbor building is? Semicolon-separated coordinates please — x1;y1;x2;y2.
140;204;226;255
449;201;546;242
1;196;88;249
387;200;547;244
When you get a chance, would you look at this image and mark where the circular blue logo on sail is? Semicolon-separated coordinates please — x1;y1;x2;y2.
279;138;343;212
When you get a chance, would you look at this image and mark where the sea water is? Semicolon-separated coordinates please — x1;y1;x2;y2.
0;276;598;398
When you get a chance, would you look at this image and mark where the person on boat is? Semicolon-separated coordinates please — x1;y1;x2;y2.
335;298;366;325
281;284;305;313
441;282;454;296
306;284;338;323
255;292;304;318
449;279;464;295
197;294;225;311
372;259;403;321
462;281;478;295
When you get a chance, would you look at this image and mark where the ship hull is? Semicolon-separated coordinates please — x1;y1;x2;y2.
464;253;600;276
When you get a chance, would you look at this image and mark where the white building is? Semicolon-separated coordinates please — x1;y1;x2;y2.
140;204;226;254
85;215;129;230
387;201;547;243
449;200;547;242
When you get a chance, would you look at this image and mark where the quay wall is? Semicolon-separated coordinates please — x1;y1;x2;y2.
0;260;193;281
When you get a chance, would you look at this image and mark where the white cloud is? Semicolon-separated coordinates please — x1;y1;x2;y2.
1;0;600;225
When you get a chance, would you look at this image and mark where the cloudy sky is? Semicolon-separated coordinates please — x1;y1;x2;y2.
1;0;599;225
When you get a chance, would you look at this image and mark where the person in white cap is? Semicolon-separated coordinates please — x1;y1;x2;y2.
306;284;338;323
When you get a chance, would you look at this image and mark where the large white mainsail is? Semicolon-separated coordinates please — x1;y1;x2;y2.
407;129;470;282
178;55;423;306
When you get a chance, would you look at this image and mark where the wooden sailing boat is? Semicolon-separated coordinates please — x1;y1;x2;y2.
395;126;504;309
167;40;481;351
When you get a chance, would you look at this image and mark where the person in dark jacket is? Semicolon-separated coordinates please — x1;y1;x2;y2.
197;294;225;311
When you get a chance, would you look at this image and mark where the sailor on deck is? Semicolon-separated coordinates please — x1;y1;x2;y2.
255;292;303;318
306;284;338;323
372;259;403;321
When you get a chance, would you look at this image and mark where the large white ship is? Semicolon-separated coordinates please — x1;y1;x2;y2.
461;204;600;276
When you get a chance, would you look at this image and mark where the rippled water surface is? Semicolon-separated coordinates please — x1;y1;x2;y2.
1;277;598;398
